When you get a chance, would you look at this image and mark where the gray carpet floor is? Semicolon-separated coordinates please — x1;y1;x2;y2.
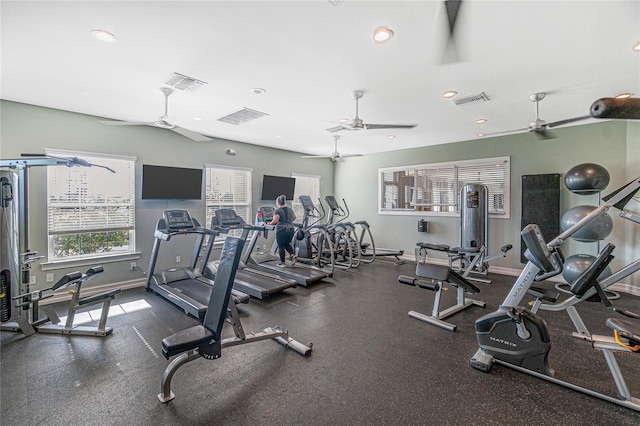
2;259;640;425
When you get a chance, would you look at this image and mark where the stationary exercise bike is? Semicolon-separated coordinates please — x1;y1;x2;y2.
470;177;640;412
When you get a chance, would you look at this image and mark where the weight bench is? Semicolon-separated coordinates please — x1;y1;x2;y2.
158;236;313;403
415;242;513;284
399;262;485;331
10;266;121;337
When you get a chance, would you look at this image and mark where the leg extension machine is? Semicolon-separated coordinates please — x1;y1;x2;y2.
399;262;485;331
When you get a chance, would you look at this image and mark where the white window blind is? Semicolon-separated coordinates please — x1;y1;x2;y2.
46;149;136;260
291;174;320;221
205;164;252;239
379;156;510;217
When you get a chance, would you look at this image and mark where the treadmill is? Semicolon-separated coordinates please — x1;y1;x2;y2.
145;210;249;320
203;209;297;299
246;207;332;286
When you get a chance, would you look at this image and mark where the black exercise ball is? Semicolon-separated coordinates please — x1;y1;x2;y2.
562;253;612;285
564;163;610;195
560;205;613;242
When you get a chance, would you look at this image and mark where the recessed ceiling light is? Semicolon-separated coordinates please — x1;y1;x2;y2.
387;135;396;139
476;133;485;137
443;90;457;98
373;26;394;43
193;117;202;121
91;29;117;43
339;118;349;123
615;92;633;99
633;41;640;52
251;88;266;95
475;118;487;124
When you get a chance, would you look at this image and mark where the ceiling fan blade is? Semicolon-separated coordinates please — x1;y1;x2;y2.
326;126;345;132
301;155;332;159
546;115;590;128
340;154;363;159
532;128;556;140
98;120;151;126
444;0;463;41
481;127;529;137
364;124;417;130
171;126;213;142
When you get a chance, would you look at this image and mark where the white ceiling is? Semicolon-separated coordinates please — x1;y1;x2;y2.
1;1;639;157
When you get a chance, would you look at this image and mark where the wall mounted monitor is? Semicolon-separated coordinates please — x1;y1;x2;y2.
141;164;203;200
260;175;295;201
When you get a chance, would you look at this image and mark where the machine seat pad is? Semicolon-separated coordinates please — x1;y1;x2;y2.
416;242;450;252
78;288;122;306
450;246;481;254
162;325;214;359
415;262;450;282
606;318;640;347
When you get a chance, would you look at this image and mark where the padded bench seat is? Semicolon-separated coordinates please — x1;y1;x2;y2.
162;325;214;359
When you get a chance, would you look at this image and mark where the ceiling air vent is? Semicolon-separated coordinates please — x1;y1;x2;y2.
217;108;269;125
163;72;207;91
453;92;489;106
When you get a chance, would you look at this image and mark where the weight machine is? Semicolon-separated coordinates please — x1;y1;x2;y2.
1;155;119;336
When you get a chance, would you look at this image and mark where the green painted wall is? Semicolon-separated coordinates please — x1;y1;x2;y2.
334;120;639;286
1;100;638;289
0;100;334;290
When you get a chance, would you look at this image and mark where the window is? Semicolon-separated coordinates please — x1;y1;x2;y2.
205;164;252;240
379;156;510;218
47;149;136;262
291;174;321;221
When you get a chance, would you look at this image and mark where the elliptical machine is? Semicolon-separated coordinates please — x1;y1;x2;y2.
470;177;640;412
293;195;335;273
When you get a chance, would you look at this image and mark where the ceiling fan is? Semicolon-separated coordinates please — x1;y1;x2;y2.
484;93;590;140
98;87;213;142
301;135;363;162
440;0;464;63
326;90;418;133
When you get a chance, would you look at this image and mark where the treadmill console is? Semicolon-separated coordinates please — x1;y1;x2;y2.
214;209;245;227
260;206;275;222
164;210;195;231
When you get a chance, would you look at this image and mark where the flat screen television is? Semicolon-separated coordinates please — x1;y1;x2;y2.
141;164;203;200
261;175;296;201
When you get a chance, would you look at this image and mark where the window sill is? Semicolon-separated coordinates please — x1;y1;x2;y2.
40;252;141;271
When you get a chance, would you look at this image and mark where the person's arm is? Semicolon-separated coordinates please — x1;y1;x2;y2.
291;208;296;222
269;213;280;226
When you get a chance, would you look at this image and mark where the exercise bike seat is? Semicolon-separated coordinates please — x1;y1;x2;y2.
606;318;640;348
162;325;214;359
